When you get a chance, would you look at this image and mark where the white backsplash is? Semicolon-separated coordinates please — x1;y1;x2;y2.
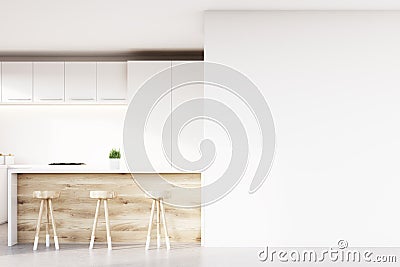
0;105;127;167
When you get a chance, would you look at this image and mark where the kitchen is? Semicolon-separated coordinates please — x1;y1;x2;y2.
0;58;204;249
2;1;400;267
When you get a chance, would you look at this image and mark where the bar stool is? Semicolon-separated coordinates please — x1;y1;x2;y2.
145;190;171;250
32;191;61;251
89;191;116;250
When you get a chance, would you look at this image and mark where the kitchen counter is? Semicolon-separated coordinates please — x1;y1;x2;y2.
7;164;189;174
8;166;201;247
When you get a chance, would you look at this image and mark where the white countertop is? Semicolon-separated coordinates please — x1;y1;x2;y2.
6;164;196;174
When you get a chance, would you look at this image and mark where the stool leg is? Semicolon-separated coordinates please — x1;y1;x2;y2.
45;200;50;247
145;200;155;250
33;200;44;251
48;199;59;250
160;199;170;250
156;200;161;249
103;199;112;250
89;199;101;249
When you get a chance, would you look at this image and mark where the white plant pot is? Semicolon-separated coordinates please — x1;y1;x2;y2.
109;159;120;170
5;156;14;165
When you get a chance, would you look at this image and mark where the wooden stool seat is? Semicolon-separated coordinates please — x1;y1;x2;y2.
32;191;61;251
90;191;116;199
145;190;171;200
33;191;60;199
145;190;171;250
89;191;116;250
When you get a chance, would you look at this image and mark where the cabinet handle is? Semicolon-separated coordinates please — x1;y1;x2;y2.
7;98;32;101
101;98;127;101
40;98;63;101
70;98;95;101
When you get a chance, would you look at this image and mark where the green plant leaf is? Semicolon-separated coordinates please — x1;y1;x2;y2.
109;148;121;159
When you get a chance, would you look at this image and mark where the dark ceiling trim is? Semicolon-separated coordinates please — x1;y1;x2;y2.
0;50;204;61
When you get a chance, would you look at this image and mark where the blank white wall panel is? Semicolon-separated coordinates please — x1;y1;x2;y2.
204;11;400;247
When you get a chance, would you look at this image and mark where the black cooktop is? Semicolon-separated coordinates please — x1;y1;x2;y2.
49;163;86;166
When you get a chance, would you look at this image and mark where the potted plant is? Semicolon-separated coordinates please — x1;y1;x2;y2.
109;149;121;169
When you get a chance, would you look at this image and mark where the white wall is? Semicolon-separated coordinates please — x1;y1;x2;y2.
0;105;127;167
204;11;400;247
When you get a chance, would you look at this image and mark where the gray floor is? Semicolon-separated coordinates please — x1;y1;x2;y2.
0;223;265;267
1;223;400;267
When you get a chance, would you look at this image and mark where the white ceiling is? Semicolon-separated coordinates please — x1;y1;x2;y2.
1;0;400;53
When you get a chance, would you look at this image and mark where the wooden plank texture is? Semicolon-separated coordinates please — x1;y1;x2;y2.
17;173;201;244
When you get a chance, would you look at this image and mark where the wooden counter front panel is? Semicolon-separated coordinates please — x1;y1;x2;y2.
17;173;201;244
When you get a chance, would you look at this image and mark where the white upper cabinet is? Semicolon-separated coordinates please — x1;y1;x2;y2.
127;61;171;101
1;62;33;103
171;61;204;172
127;61;172;172
96;62;127;103
65;62;96;103
0;63;2;101
0;60;203;107
33;62;65;103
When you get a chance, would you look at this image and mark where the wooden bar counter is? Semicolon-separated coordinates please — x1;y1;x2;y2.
8;166;201;246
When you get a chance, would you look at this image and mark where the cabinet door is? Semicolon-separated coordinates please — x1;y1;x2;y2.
33;62;65;103
127;61;172;172
1;62;33;103
97;62;127;104
171;61;204;172
0;63;2;102
0;168;6;223
65;62;96;103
